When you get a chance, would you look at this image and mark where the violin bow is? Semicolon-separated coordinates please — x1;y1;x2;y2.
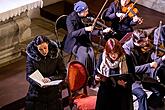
91;0;109;32
154;21;162;59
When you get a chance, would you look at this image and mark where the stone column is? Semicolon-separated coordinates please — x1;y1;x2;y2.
0;12;31;66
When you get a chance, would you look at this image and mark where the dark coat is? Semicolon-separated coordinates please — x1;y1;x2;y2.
123;38;152;74
25;40;66;110
122;38;163;77
64;11;100;53
95;53;135;110
105;2;137;39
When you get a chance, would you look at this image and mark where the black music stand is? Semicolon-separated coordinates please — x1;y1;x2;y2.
142;76;165;96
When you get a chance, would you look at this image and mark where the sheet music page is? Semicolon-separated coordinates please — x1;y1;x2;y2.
29;70;63;87
29;70;44;86
44;80;63;86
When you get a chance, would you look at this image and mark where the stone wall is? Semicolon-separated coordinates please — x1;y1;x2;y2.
67;0;165;14
137;0;165;14
43;0;62;6
36;0;165;16
28;0;63;19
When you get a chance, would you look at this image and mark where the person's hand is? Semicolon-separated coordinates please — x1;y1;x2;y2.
133;16;143;24
117;79;127;87
162;55;165;61
42;77;51;83
85;26;94;32
116;12;125;18
150;61;158;69
133;16;139;22
116;12;126;21
103;27;112;33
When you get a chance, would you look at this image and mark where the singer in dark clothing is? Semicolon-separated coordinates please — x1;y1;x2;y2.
25;35;66;110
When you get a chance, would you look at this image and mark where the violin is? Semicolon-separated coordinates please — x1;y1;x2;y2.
141;40;165;56
81;17;106;29
120;2;143;24
156;43;165;57
81;17;113;47
140;41;153;53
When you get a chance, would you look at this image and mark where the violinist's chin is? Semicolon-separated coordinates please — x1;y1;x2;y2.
121;0;130;7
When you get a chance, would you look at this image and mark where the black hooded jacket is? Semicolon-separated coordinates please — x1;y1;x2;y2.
26;39;66;103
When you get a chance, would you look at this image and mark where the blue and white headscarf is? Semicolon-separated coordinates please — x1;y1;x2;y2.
74;1;88;13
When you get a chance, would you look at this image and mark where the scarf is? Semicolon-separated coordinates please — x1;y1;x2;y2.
97;51;128;77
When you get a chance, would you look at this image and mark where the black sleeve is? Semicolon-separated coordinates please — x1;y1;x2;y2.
126;54;136;83
49;54;67;80
95;53;103;75
26;56;39;87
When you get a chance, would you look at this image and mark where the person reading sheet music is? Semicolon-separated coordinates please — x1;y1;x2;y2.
25;35;67;110
95;38;135;110
29;70;63;88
